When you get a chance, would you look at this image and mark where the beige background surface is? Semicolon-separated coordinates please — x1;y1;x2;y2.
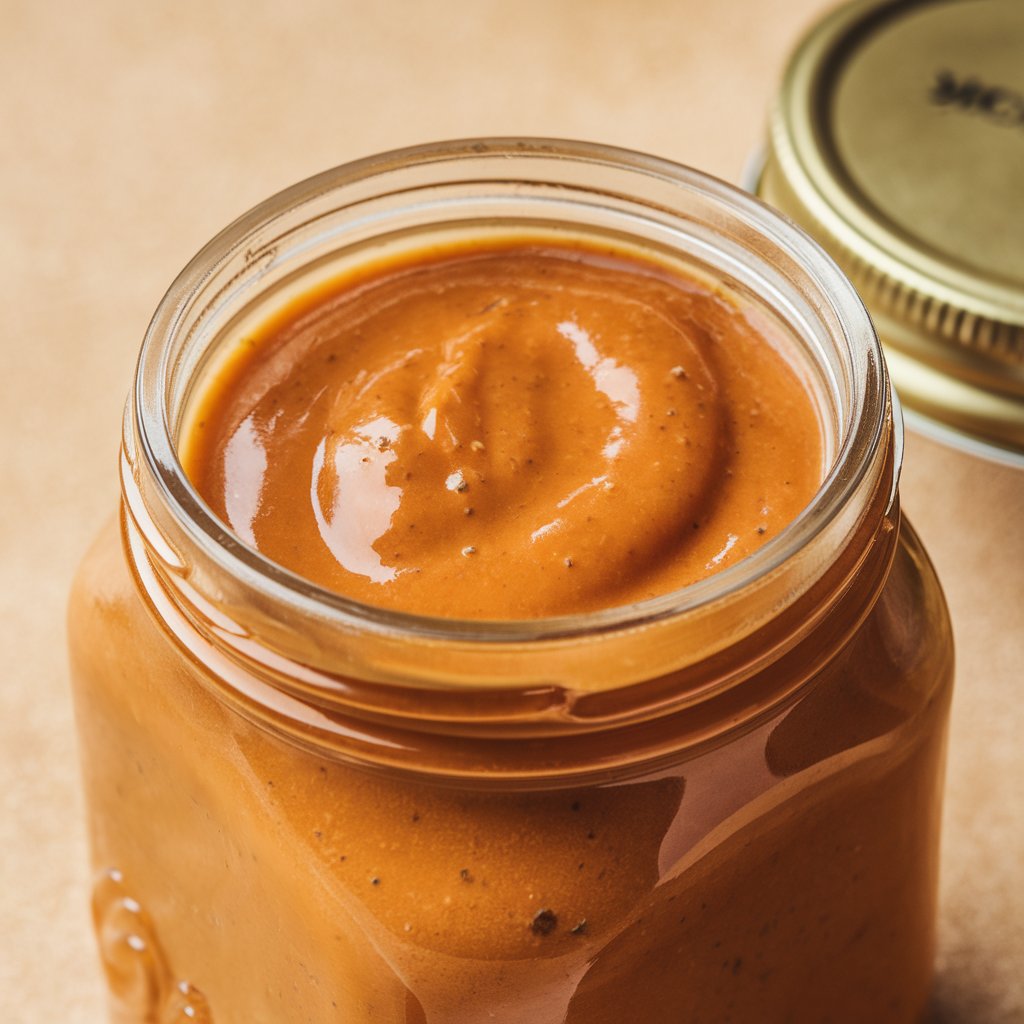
1;1;1020;1022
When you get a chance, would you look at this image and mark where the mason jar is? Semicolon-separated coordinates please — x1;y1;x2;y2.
68;139;953;1024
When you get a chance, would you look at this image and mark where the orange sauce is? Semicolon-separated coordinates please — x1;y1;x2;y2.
183;240;823;617
69;234;952;1024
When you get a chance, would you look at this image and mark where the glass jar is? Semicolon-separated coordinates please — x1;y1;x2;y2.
68;139;953;1024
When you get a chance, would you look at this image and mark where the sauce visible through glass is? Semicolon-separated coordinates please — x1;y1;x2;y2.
182;240;824;618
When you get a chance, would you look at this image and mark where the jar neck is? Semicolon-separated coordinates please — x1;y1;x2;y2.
120;139;897;781
121;433;899;782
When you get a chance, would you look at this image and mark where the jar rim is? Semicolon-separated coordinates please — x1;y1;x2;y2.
130;137;891;648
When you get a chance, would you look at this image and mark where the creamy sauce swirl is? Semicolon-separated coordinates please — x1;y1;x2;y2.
184;241;823;618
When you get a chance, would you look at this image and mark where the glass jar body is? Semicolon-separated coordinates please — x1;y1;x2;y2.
70;506;951;1024
68;140;954;1024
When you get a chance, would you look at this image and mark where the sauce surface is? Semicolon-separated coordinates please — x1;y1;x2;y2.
183;240;823;618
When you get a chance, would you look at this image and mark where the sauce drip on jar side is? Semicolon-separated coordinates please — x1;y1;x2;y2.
182;240;824;618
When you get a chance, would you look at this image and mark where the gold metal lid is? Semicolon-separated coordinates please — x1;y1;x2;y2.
760;0;1024;462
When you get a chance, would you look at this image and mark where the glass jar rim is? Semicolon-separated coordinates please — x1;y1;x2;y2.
130;137;892;648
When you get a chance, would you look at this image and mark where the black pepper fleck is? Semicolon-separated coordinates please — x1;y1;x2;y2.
531;909;558;936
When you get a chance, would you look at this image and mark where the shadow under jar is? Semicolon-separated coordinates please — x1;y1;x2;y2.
68;140;953;1024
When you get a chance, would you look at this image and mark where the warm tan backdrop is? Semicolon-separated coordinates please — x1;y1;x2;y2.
2;2;1021;1022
